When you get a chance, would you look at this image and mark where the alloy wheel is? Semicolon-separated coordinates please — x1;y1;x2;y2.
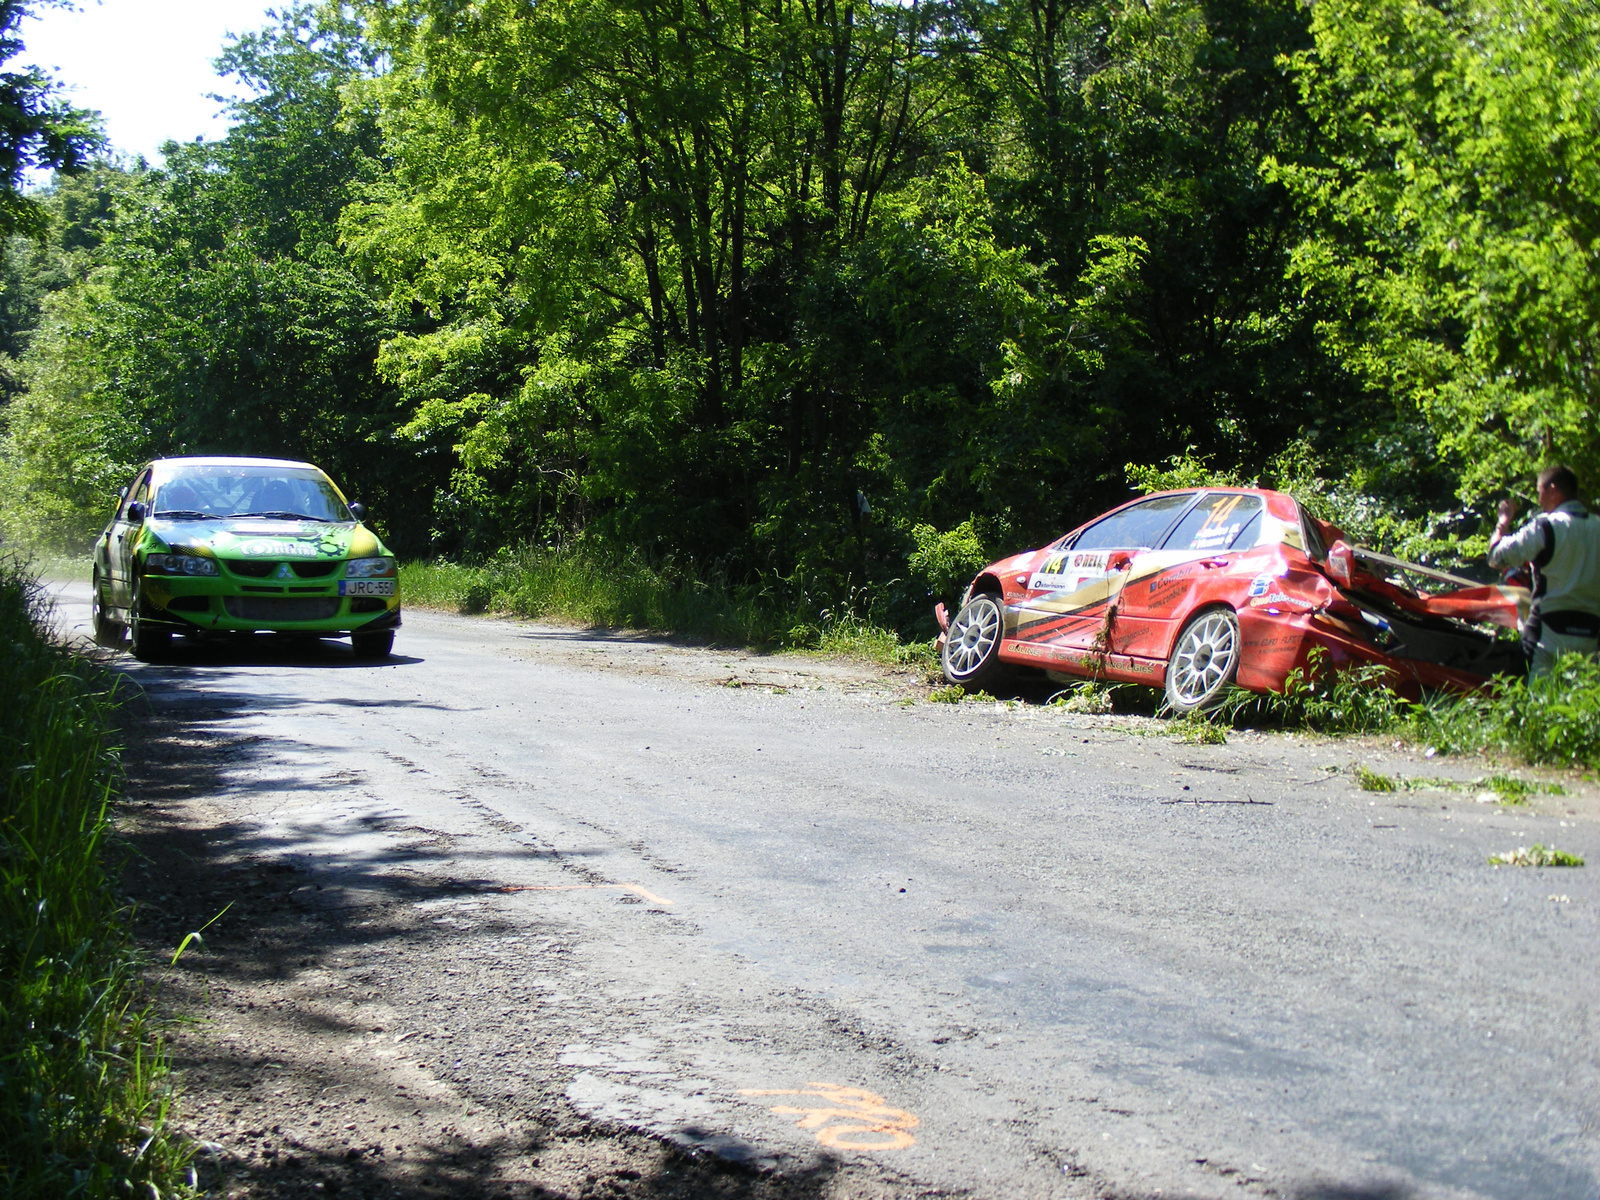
945;594;1002;680
1167;608;1239;709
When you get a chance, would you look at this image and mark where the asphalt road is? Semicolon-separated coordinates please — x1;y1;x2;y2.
50;580;1599;1200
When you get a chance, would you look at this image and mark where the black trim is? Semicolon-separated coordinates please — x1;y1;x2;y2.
1532;516;1556;570
1543;610;1600;638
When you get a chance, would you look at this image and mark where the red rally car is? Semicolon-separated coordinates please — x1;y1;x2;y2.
935;488;1528;711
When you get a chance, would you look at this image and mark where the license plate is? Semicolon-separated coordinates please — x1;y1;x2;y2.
339;579;396;597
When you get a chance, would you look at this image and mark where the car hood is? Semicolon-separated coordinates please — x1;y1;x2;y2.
146;518;388;560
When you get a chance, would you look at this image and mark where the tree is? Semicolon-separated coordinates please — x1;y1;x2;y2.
1270;0;1600;519
2;5;442;551
0;0;101;234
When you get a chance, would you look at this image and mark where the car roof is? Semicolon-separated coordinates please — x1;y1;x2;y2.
150;456;320;471
1135;486;1281;500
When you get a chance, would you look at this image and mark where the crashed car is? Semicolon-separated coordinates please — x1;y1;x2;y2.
936;487;1527;711
92;456;401;661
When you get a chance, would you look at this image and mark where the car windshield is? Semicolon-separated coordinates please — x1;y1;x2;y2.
150;465;350;522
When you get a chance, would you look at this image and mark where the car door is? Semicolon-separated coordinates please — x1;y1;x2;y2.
1011;493;1198;659
1112;491;1264;659
107;468;151;609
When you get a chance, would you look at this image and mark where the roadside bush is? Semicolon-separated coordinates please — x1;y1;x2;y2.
0;560;187;1198
1405;655;1600;770
399;545;931;665
1221;648;1408;734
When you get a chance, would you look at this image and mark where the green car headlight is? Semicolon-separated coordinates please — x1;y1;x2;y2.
345;556;396;579
145;553;218;576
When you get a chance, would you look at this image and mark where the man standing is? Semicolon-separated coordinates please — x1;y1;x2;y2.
1488;464;1600;678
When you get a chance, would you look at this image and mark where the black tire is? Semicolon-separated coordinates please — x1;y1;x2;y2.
1164;607;1241;713
351;630;395;660
90;571;124;648
127;582;171;662
940;592;1007;691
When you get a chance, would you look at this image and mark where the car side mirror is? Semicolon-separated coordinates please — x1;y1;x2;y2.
1327;539;1355;588
348;502;366;521
126;501;146;523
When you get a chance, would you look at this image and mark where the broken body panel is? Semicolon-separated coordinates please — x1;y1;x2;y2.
936;488;1524;699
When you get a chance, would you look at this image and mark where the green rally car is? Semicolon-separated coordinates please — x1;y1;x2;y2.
92;456;401;661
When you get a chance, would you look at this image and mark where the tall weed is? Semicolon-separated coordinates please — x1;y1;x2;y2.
401;546;931;665
1220;648;1407;734
0;561;187;1198
1405;654;1600;769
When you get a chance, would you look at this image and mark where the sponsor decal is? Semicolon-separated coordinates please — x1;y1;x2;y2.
1008;640;1055;657
1243;634;1292;650
1146;575;1190;607
1249;590;1304;608
1029;550;1116;593
1248;575;1274;598
239;538;320;558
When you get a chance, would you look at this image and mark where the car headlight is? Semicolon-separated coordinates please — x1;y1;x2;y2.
345;557;396;579
145;553;218;576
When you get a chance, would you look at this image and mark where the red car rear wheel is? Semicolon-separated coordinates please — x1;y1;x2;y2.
1165;607;1240;712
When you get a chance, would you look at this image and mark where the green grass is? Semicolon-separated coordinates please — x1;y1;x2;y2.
0;560;189;1199
1487;844;1586;868
1355;765;1397;792
1213;646;1600;772
400;547;931;667
1406;654;1600;769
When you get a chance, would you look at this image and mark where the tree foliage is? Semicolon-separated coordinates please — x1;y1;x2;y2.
1270;0;1600;514
0;0;101;235
1;0;1596;616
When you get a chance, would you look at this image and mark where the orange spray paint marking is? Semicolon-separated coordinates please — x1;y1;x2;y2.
738;1082;918;1150
498;883;673;906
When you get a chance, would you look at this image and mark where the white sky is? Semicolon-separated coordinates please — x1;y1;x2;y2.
22;0;281;168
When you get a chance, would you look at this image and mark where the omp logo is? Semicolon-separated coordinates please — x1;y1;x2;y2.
240;539;318;558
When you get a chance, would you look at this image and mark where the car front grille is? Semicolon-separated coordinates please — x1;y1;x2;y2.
222;559;341;579
222;597;341;622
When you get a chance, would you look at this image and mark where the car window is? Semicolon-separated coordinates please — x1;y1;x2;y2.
118;470;151;521
151;465;351;522
1159;493;1263;553
1072;493;1196;551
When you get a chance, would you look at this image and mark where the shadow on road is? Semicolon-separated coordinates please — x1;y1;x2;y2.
1293;1183;1415;1200
127;632;425;670
114;659;858;1200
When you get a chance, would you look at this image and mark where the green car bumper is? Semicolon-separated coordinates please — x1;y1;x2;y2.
138;569;401;636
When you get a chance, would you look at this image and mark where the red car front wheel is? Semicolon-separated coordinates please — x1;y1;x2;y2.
942;593;1006;691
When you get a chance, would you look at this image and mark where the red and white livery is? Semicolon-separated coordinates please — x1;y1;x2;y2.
935;488;1525;711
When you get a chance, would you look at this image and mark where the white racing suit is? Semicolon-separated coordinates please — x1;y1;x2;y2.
1489;499;1600;679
